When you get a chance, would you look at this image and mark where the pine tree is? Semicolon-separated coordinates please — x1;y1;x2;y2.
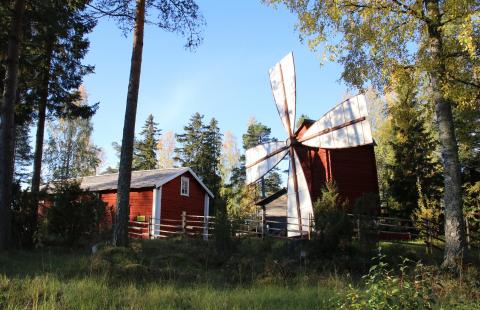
29;0;97;197
132;114;160;170
43;87;100;181
93;0;205;247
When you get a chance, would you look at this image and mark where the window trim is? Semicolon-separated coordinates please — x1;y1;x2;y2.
180;176;190;197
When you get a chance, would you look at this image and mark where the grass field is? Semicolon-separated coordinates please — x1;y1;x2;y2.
0;239;478;309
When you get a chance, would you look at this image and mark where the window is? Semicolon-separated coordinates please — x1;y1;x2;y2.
180;176;189;196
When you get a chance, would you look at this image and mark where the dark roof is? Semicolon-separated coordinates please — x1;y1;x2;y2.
47;167;214;197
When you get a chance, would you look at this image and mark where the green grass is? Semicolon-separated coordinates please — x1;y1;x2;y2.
0;239;478;309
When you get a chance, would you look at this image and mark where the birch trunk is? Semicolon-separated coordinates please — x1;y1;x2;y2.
425;0;466;271
113;0;145;246
0;0;25;251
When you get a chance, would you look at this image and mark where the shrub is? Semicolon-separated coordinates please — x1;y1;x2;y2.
353;193;380;247
341;249;433;309
213;198;232;255
41;181;107;246
11;183;39;248
312;181;353;253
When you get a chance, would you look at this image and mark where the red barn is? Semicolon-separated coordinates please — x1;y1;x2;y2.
79;167;214;237
295;119;379;212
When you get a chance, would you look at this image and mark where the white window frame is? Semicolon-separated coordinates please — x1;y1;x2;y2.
180;176;190;196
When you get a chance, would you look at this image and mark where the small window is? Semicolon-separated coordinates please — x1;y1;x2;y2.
180;176;189;196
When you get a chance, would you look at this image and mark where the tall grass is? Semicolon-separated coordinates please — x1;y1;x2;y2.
0;239;478;309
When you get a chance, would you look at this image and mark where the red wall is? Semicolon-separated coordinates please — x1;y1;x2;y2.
97;172;208;233
100;188;153;224
296;122;379;212
160;171;205;221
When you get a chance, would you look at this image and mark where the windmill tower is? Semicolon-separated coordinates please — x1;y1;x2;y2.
245;53;379;236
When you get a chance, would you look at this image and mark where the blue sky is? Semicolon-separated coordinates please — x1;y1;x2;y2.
82;0;349;168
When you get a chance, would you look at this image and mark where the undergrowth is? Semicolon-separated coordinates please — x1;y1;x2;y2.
0;239;479;309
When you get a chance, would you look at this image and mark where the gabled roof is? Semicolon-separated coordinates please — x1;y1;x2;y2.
79;167;214;197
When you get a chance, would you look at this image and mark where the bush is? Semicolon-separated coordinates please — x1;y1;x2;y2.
213;198;232;255
11;183;40;248
341;249;433;309
312;181;353;254
353;193;381;247
41;181;107;246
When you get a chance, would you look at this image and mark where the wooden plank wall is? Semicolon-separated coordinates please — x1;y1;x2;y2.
100;188;154;225
161;172;205;221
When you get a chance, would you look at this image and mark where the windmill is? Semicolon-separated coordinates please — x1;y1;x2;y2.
245;52;374;236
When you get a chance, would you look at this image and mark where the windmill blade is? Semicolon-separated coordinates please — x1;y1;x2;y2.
245;141;288;184
269;52;296;136
299;94;373;148
286;149;313;237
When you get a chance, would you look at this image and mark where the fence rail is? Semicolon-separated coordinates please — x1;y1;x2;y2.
128;211;479;250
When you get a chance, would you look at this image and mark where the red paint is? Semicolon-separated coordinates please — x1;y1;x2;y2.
296;121;380;212
98;171;207;229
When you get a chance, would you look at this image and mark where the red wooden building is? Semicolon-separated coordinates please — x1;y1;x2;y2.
78;167;214;237
295;119;379;211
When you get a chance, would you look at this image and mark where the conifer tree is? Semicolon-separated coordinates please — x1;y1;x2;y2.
386;71;442;217
175;113;223;197
93;0;205;247
132;114;160;170
29;0;97;197
241;118;282;196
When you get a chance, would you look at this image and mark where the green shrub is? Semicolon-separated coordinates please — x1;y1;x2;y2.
341;249;433;309
11;183;40;248
213;198;233;255
41;181;107;246
312;181;353;254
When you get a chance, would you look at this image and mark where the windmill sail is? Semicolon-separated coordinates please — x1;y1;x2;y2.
269;53;296;136
245;141;288;184
286;149;313;237
300;94;373;148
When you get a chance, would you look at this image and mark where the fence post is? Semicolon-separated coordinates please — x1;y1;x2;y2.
148;216;152;240
465;218;471;250
182;211;186;236
308;213;312;240
203;214;209;241
356;217;361;240
262;206;266;239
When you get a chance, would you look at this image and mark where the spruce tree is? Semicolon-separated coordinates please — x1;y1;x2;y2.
132;114;160;170
241;118;282;196
386;72;442;217
175;113;223;197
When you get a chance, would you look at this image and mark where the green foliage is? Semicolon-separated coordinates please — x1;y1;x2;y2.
175;113;223;198
43;88;101;181
41;181;107;246
0;242;479;308
385;71;442;217
213;198;232;255
13;124;33;183
313;181;353;253
132;114;160;171
10;183;39;248
342;251;433;310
